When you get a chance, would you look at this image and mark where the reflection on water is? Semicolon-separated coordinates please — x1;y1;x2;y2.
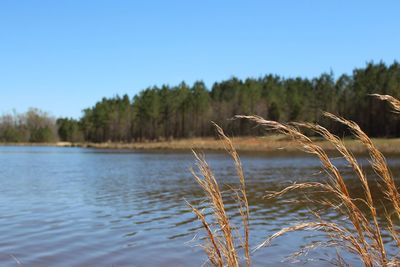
0;147;399;266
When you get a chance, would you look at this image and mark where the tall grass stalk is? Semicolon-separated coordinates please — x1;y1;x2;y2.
189;94;399;266
188;123;250;267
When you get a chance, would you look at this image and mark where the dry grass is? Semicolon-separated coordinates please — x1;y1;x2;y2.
370;94;400;113
188;123;250;267
189;94;400;266
34;137;400;154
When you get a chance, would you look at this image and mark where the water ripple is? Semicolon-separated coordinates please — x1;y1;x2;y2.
0;146;399;266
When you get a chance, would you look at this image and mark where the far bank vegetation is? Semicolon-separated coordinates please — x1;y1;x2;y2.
1;62;400;143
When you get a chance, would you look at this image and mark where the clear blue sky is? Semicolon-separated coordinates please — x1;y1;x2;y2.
1;0;399;118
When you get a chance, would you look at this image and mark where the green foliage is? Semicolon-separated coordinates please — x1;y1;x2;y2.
268;102;280;121
30;126;54;142
1;126;22;142
57;118;83;142
78;61;400;142
2;61;400;143
0;108;57;143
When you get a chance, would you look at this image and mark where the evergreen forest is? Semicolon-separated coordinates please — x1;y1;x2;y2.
1;62;400;143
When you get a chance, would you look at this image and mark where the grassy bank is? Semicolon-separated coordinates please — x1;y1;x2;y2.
3;136;400;154
0;141;74;147
67;136;400;154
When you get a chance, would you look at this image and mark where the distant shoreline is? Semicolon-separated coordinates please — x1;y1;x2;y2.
2;136;400;155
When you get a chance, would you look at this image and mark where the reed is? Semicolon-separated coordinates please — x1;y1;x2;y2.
188;123;250;267
189;94;400;266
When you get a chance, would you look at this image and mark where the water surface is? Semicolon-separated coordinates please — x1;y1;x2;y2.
0;146;399;266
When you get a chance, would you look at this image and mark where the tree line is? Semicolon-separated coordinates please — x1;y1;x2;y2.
1;61;400;143
0;108;58;142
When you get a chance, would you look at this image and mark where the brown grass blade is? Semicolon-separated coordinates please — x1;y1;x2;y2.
212;122;251;267
189;94;400;266
188;123;252;266
370;94;400;113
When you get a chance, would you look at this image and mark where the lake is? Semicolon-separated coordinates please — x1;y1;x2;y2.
0;146;399;266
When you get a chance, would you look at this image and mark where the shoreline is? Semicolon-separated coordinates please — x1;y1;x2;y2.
2;136;400;154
